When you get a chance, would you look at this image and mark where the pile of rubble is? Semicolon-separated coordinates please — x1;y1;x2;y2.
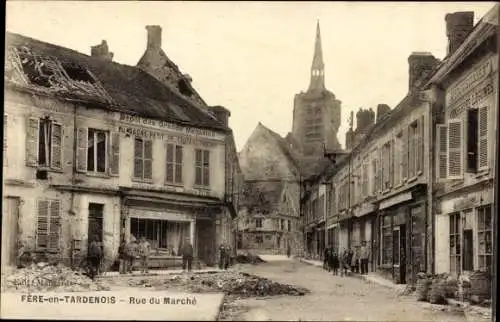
158;271;308;298
234;253;266;265
1;262;110;293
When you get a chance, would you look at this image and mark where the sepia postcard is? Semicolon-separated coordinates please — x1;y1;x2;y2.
2;1;499;321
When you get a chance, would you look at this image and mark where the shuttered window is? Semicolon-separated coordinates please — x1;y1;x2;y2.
402;128;408;180
195;149;210;186
26;117;62;169
394;132;402;186
362;162;368;198
448;119;463;179
408;122;417;178
3;114;7;166
133;138;153;180
382;142;391;190
166;143;183;184
417;116;425;173
478;106;488;170
437;124;448;180
36;199;61;250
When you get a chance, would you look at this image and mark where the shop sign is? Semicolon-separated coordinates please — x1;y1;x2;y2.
448;78;494;118
446;58;492;106
130;183;215;198
119;113;222;139
118;125;218;148
130;208;193;221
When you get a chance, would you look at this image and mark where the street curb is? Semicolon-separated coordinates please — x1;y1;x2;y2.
99;269;225;279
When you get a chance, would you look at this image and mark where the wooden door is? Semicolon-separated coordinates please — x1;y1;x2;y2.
2;197;20;267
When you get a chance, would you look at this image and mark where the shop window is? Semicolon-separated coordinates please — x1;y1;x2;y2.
166;143;183;184
477;205;492;273
87;128;107;173
255;218;263;228
195;149;210;187
381;215;392;265
133;138;153;180
449;212;461;275
130;219;189;254
36;199;61;250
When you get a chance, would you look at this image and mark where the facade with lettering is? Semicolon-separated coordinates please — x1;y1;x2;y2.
430;6;498;277
2;28;238;269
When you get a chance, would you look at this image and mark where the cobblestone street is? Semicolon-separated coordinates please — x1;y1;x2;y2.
223;260;470;321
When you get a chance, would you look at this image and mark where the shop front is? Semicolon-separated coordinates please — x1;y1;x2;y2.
377;187;427;284
353;202;377;272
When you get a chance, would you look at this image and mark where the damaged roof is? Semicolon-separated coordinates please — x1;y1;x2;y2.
241;180;285;214
4;32;226;132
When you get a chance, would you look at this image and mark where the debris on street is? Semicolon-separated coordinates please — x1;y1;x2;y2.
1;262;110;293
234;253;266;265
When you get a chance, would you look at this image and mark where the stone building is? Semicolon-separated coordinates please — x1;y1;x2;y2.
430;7;498;277
237;123;303;256
2;26;240;269
300;4;498;285
291;21;342;158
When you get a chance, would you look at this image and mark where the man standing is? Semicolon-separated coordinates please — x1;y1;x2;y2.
87;237;102;280
138;236;151;274
218;243;226;270
224;243;231;270
359;241;370;275
118;238;127;274
125;237;137;274
181;238;194;272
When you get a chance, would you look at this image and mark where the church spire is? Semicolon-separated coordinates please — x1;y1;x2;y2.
309;20;325;91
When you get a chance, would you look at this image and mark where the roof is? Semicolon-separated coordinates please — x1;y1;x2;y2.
241;180;285;214
4;32;227;132
259;124;301;172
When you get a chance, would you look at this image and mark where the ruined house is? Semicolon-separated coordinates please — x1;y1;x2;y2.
2;26;240;269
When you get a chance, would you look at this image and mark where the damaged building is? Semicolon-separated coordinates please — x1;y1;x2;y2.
2;26;242;270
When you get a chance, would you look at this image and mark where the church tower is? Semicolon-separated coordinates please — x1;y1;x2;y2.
291;21;342;158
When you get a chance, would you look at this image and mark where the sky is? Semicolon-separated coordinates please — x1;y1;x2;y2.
6;1;495;151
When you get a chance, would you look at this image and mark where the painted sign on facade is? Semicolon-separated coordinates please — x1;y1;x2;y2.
446;58;493;106
131;183;215;198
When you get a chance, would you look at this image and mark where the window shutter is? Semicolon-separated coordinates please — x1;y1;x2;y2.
478;106;488;170
36;200;49;248
165;143;174;183
3;115;7;167
389;141;394;187
402;128;408;180
448;119;463;180
26;117;39;167
418;115;425;173
109;132;120;176
50;122;63;170
76;127;88;172
134;138;143;179
175;145;183;184
143;140;153;180
203;150;210;186
377;148;382;192
437;124;448;180
408;125;415;178
48;199;61;250
195;149;202;185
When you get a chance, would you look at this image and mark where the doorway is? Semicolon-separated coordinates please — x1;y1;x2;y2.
1;197;20;267
88;203;104;250
393;225;407;284
463;229;474;271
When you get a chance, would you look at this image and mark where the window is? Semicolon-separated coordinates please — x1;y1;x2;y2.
466;108;478;172
195;149;210;186
371;158;377;195
362;163;368;198
288;220;291;232
477;205;492;273
87;128;107;173
255;235;263;244
255;218;263;228
466;107;489;172
448;119;464;179
408;122;417;177
394;132;402;186
36;199;61;250
26;117;63;169
382;142;391;190
166;143;183;184
449;212;461;275
133;138;153;180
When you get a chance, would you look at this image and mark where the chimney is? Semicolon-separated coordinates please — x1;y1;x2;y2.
408;52;439;92
146;25;162;49
210;106;231;127
355;108;376;134
446;12;474;56
345;129;354;151
91;40;113;61
376;104;391;122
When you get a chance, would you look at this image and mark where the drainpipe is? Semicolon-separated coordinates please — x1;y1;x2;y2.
492;10;499;319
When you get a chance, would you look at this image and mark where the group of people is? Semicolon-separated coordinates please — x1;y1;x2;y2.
322;241;371;276
218;243;232;270
117;236;152;275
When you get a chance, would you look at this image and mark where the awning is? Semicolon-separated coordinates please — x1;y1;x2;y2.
379;192;413;210
129;208;194;222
